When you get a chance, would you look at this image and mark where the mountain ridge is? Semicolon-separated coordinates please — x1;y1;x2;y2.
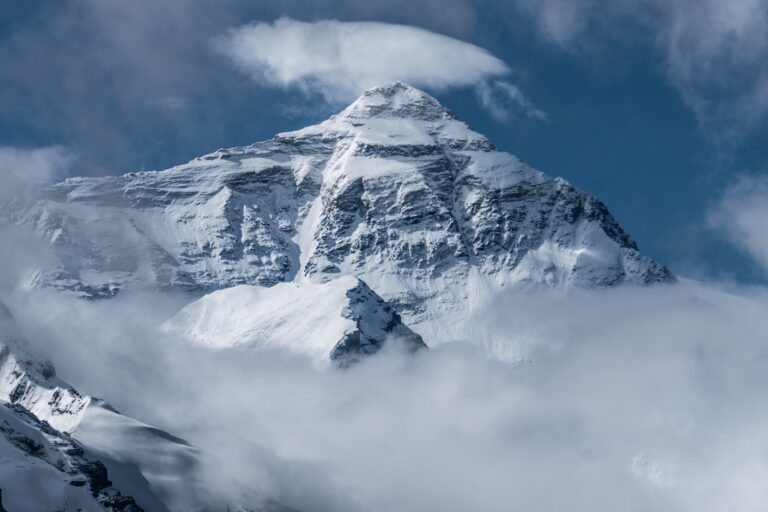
18;82;674;341
0;298;293;511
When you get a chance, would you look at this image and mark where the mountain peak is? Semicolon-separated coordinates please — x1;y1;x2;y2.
337;82;456;122
362;81;428;97
21;82;674;345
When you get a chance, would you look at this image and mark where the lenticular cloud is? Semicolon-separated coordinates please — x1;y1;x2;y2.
216;18;507;101
215;17;542;120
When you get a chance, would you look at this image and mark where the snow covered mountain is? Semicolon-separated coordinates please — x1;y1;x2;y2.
0;301;140;511
0;82;680;511
0;300;284;512
18;82;673;341
164;276;426;367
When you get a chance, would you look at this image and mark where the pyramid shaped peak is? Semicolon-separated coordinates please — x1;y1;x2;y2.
363;81;431;98
337;82;456;122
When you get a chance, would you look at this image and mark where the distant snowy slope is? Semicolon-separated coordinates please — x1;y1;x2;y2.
0;301;283;511
0;403;122;512
0;301;92;433
18;82;673;339
165;275;426;366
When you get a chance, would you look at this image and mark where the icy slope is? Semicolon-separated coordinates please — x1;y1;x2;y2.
0;302;148;510
20;82;673;330
165;275;426;367
0;403;140;512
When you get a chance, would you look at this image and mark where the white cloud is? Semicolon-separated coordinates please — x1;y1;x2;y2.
0;146;75;210
709;175;768;273
216;17;543;121
9;280;768;512
513;0;768;141
476;80;548;122
0;146;74;189
515;0;595;46
0;146;70;290
659;0;768;142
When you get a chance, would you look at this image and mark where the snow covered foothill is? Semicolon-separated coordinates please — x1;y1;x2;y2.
0;300;90;433
164;275;426;367
0;299;281;512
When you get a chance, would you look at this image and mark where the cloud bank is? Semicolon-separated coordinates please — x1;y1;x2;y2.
216;18;544;120
7;279;768;512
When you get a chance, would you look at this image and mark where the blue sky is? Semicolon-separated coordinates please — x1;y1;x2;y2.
1;0;767;283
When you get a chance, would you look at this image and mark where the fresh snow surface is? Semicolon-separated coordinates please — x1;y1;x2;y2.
164;275;426;367
72;402;204;512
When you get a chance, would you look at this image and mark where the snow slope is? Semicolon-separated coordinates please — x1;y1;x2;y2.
164;275;426;367
0;403;132;512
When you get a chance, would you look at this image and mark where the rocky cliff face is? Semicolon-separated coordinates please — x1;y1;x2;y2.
19;82;673;331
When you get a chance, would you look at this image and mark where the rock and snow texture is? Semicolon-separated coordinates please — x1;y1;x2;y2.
0;302;144;510
0;300;274;512
0;403;140;512
0;302;89;434
18;82;673;330
165;275;426;366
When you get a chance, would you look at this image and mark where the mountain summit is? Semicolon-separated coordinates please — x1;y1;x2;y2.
336;82;457;121
20;83;673;341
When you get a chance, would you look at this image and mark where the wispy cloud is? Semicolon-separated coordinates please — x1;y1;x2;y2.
709;175;768;274
513;0;768;142
0;146;73;288
476;80;548;122
215;18;545;121
0;146;75;206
